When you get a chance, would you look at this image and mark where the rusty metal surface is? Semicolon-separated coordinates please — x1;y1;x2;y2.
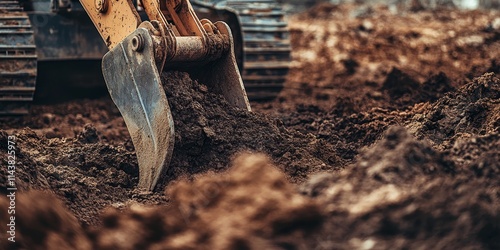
191;1;244;67
162;0;250;110
141;0;169;34
165;0;205;37
187;21;251;111
102;27;174;191
0;0;37;115
79;0;140;48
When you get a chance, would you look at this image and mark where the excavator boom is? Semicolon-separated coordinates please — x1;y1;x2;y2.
78;0;250;190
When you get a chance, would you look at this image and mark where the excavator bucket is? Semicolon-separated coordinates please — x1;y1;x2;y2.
80;0;250;190
102;28;174;191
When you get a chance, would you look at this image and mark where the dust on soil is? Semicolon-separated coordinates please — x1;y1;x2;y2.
0;3;499;250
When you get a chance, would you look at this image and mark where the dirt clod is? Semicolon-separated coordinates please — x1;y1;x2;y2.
76;124;100;144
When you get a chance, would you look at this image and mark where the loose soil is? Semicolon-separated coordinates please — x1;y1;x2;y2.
0;3;499;250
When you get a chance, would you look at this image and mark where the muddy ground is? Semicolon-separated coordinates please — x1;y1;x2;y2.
1;3;499;250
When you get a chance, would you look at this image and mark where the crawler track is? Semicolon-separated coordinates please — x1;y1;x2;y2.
0;0;37;115
224;0;291;100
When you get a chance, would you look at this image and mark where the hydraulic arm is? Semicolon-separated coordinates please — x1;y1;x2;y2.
79;0;250;190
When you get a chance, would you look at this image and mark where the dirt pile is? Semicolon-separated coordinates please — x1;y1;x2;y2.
0;99;129;144
0;191;91;250
0;70;344;226
161;71;343;187
381;68;455;109
298;3;500;84
450;132;500;178
301;126;499;249
264;3;500;111
0;128;146;226
1;154;324;250
92;153;323;250
407;73;500;148
278;104;401;162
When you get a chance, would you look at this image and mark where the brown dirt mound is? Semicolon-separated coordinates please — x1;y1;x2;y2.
0;128;148;226
381;68;455;109
2;72;499;247
407;72;500;148
301;126;499;249
0;99;129;144
262;3;500;112
0;191;91;250
1;154;324;250
450;132;500;178
279;105;401;162
0;71;344;226
161;71;344;187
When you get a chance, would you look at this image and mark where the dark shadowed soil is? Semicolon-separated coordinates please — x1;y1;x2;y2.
0;3;499;250
161;71;343;188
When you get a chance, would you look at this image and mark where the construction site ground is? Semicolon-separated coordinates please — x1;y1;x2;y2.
1;3;499;249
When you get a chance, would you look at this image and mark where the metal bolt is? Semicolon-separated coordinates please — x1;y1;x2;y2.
95;0;107;13
131;34;144;52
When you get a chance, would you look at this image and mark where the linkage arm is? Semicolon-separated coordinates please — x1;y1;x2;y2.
80;0;141;49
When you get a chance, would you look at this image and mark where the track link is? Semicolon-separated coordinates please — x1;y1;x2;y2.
0;0;37;115
224;0;291;100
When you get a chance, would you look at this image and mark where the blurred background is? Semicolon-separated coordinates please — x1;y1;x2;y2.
280;0;500;13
